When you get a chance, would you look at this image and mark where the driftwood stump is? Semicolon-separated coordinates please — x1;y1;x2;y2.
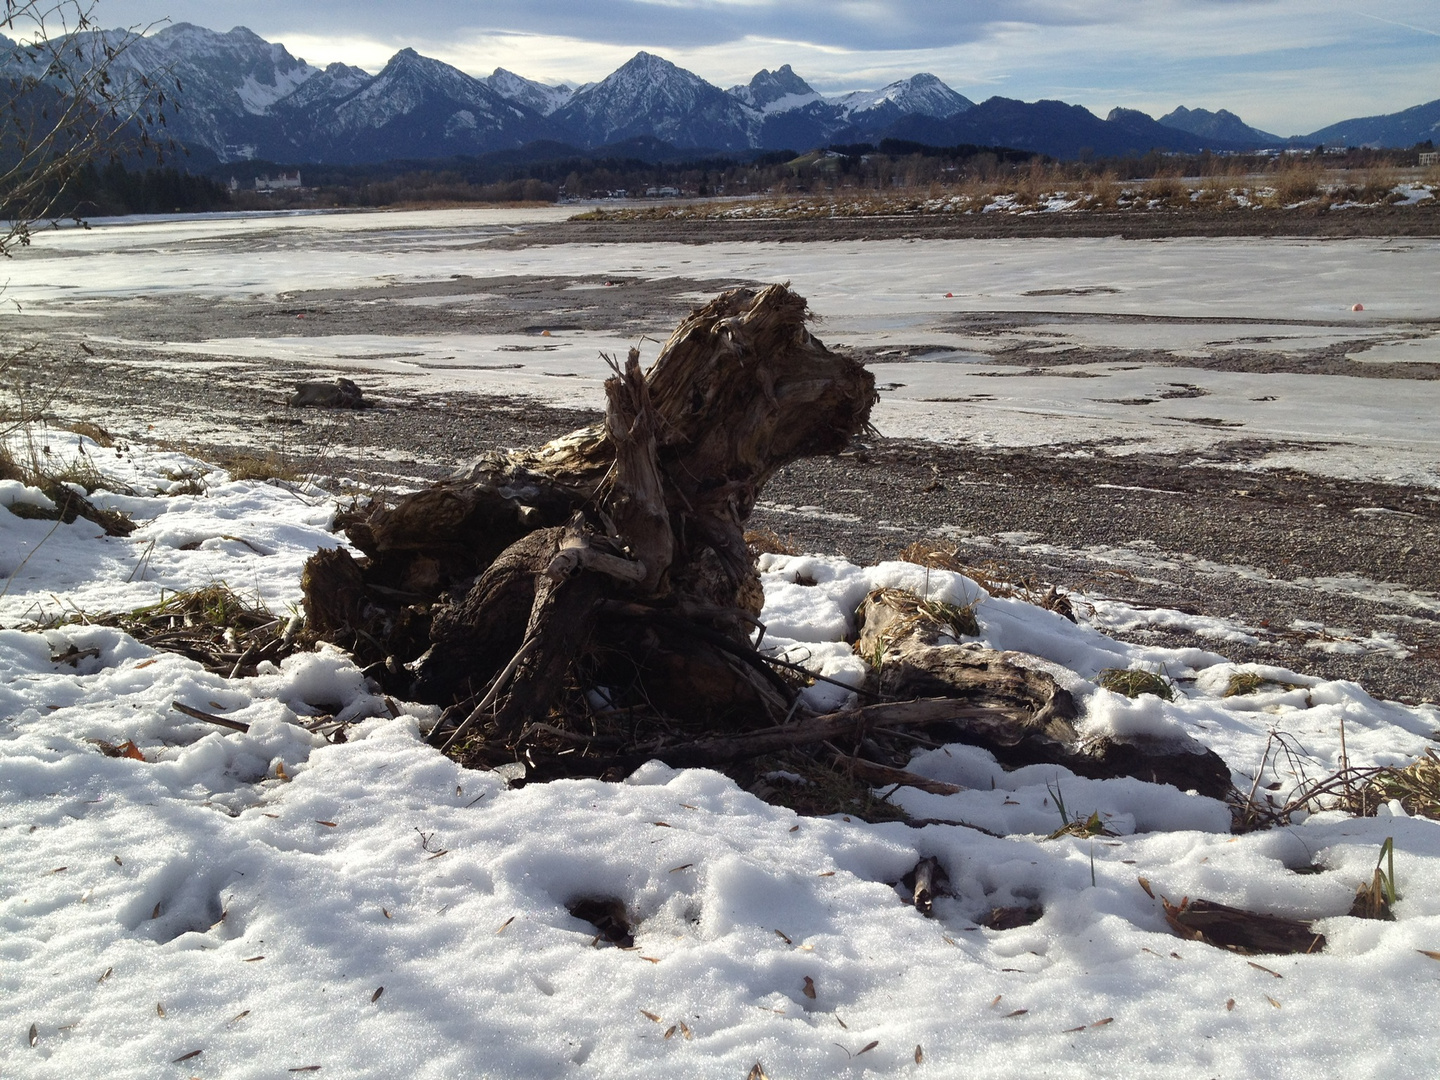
300;283;1231;803
304;284;874;770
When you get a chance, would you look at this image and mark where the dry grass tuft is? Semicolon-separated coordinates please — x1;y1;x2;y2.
224;452;305;484
895;542;1080;622
47;456;108;494
1224;672;1266;697
0;442;22;482
1143;175;1189;206
1085;173;1121;209
897;542;1018;597
1267;159;1326;205
0;442;135;536
869;586;980;641
1368;751;1440;820
160;466;209;496
897;539;968;574
745;526;800;557
66;422;114;447
1097;666;1176;701
746;755;910;823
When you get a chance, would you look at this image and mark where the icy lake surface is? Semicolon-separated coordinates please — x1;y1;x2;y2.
7;207;1440;486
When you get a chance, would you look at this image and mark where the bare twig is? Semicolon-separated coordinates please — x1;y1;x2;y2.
171;700;249;733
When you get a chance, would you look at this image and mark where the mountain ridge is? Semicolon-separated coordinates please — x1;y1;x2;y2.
3;22;1431;165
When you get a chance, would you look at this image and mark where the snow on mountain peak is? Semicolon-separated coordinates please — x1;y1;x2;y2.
834;72;972;120
486;67;574;116
555;50;759;149
729;64;820;113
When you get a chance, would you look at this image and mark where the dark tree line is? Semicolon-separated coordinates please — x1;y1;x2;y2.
58;160;230;215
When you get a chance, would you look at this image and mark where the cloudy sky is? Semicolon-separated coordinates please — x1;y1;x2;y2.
93;1;1437;135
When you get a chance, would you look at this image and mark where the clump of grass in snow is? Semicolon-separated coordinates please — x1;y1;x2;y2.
923;597;979;637
65;421;113;447
1224;672;1266;697
224;452;304;484
47;455;108;494
897;541;1013;595
1349;837;1398;920
1044;780;1115;840
869;586;980;642
748;755;910;823
896;542;1081;623
0;435;135;536
81;584;300;678
745;526;800;557
160;466;209;496
1368;750;1440;820
1097;666;1176;701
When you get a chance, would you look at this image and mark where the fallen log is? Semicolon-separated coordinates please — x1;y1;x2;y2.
855;587;1232;799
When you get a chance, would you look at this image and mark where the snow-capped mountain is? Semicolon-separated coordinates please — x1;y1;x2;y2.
551;51;758;150
484;68;573;116
1;22;336;161
728;64;821;114
832;73;973;125
723;67;975;151
14;21;1431;166
314;48;547;160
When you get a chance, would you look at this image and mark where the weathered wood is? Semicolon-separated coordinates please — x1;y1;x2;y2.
600;347;673;595
909;856;944;916
171;700;250;733
830;753;964;796
855;588;1231;798
296;283;1230;804
513;698;1031;780
306;283;876;732
410;528;563;705
1163;897;1326;955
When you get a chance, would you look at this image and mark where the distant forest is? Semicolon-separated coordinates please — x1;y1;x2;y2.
211;139;1438;209
16;139;1435;220
19;161;232;219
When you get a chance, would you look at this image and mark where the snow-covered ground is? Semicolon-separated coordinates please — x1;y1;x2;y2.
6;431;1440;1078
7;208;1440;485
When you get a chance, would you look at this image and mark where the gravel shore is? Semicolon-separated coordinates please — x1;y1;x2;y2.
16;336;1437;707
